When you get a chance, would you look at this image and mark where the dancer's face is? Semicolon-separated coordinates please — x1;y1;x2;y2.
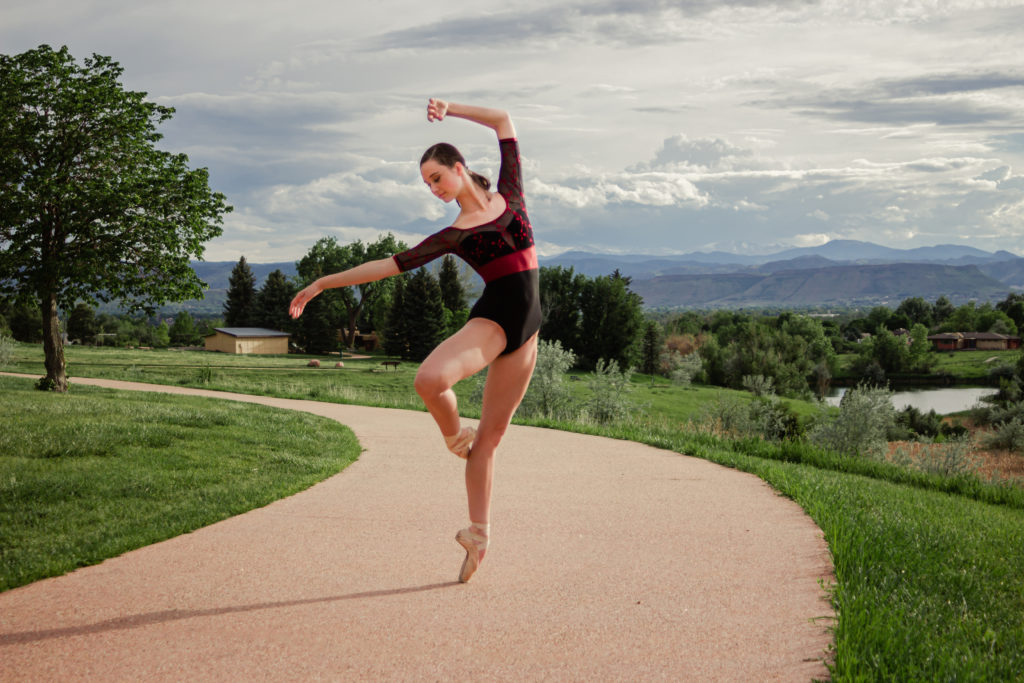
421;160;462;203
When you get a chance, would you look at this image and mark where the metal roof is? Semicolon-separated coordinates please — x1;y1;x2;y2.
210;327;290;338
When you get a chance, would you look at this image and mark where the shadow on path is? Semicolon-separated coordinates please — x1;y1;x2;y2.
0;582;459;646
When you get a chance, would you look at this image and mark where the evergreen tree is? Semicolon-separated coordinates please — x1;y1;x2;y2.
224;256;257;326
401;269;446;361
294;294;336;354
383;274;409;357
255;269;296;332
438;255;468;312
640;320;662;382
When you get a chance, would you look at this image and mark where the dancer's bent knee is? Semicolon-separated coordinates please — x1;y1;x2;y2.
413;368;451;400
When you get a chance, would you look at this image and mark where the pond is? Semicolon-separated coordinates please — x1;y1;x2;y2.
824;386;998;415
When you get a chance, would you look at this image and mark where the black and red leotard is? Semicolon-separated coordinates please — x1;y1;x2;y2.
392;138;541;354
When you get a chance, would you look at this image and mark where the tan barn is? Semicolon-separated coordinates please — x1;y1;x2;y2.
205;327;290;354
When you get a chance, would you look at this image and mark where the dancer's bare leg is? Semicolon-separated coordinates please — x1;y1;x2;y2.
466;332;538;525
414;318;505;439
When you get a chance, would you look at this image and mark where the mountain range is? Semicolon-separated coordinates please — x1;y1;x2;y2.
173;240;1023;314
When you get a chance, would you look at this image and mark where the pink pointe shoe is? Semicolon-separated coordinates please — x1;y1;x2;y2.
444;426;476;460
456;525;489;583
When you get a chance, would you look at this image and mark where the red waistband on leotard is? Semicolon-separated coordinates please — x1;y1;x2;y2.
477;246;538;283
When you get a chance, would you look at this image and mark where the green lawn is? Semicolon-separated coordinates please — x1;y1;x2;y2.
837;348;1020;383
0;375;360;591
4;342;1024;680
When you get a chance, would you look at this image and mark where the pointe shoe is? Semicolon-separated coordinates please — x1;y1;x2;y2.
456;526;489;583
444;426;475;460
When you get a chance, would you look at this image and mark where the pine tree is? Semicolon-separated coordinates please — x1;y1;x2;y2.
640;320;662;382
401;269;446;361
438;255;468;312
383;275;408;357
255;269;296;332
223;256;257;326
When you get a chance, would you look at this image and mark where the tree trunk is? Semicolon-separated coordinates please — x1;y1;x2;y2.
344;303;362;349
41;292;68;392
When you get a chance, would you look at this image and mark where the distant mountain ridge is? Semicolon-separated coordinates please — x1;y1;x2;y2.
162;240;1021;314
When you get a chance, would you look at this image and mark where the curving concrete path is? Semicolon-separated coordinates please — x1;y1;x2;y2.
0;377;834;681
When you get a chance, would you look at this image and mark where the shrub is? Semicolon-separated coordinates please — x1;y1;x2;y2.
742;374;775;397
584;358;634;424
700;395;802;441
808;383;895;459
518;339;579;420
981;417;1024;453
0;333;14;367
661;349;701;386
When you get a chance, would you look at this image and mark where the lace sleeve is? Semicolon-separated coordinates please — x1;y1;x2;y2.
392;228;461;272
497;138;524;209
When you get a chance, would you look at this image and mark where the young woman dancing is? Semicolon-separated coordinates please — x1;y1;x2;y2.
289;99;540;583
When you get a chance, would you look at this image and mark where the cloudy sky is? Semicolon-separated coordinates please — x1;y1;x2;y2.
5;1;1024;262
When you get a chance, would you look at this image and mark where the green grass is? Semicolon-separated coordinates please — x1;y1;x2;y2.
0;375;360;591
540;418;1024;681
5;342;1024;679
837;349;1021;383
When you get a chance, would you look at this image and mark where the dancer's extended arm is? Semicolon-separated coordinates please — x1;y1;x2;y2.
289;257;399;319
427;99;516;139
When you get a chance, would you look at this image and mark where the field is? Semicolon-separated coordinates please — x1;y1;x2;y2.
3;342;1024;680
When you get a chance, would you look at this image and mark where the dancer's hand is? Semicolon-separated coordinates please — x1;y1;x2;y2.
289;282;321;319
427;98;448;122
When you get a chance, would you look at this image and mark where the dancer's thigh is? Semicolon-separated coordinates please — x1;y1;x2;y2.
479;333;538;436
417;318;506;389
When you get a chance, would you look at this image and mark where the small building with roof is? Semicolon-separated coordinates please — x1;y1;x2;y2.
204;327;290;354
927;331;1022;352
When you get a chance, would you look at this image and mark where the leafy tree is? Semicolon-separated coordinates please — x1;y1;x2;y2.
894;297;934;329
297;234;405;348
577;271;644;370
400;268;445;361
0;45;230;391
5;297;42;343
67;303;97;344
997;293;1024;331
169;310;200;346
223;256;257;327
933;296;955;325
254;269;296;333
538;266;586;354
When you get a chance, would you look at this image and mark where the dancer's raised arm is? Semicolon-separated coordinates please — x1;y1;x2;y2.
288;257;399;319
427;98;516;139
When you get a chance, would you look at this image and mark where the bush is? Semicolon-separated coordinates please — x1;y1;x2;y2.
0;333;14;367
700;395;802;441
584;358;634;424
981;417;1024;453
742;374;775;397
518;340;579;420
808;383;895;459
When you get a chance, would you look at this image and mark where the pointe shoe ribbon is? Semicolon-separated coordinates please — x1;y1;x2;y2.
444;426;475;459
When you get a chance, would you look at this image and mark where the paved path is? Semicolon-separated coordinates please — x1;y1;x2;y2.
0;377;834;681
